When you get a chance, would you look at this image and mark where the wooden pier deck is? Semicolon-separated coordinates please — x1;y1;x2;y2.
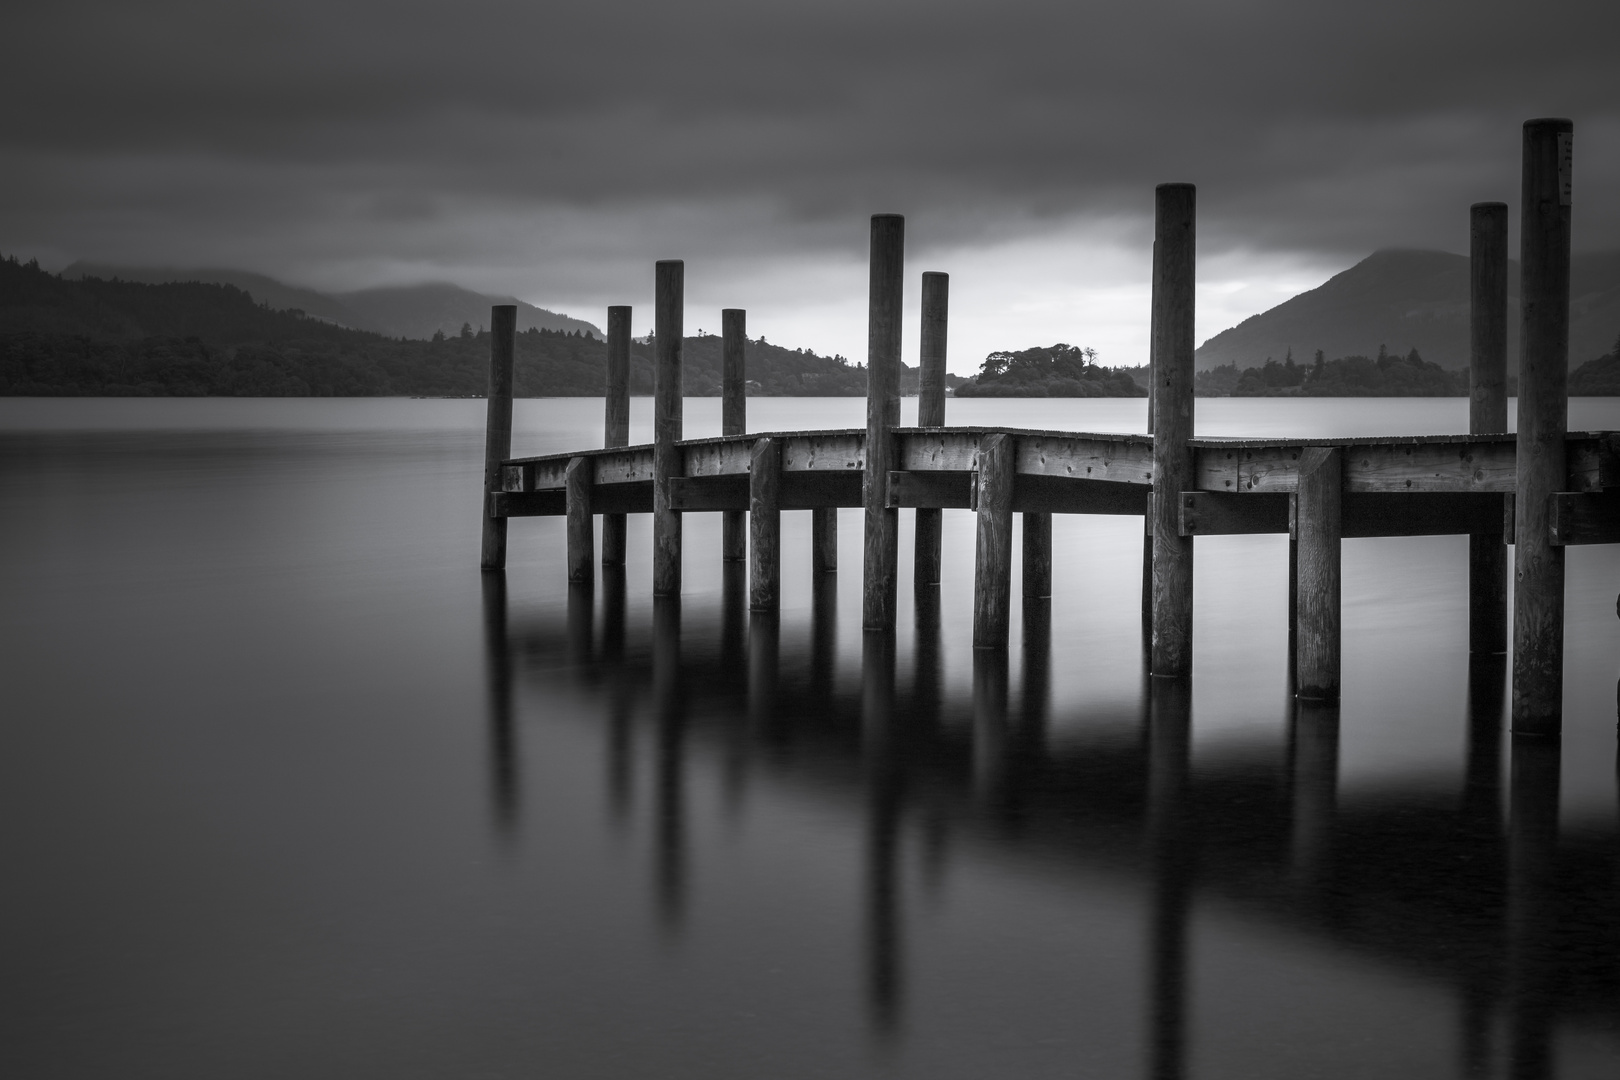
478;119;1618;735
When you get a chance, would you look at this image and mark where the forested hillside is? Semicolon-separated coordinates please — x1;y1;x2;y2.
0;257;927;397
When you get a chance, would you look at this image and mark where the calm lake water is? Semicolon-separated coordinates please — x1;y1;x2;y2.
3;395;1618;1078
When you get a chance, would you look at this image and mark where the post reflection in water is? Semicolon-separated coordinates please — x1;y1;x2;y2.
480;571;518;836
477;573;1619;1077
862;629;903;1041
653;595;687;933
1145;677;1192;1080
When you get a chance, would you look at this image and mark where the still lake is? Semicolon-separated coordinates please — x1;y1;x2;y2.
3;395;1618;1078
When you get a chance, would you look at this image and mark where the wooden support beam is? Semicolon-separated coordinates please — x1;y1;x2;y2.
974;432;1015;648
668;474;749;511
1150;183;1196;677
1179;490;1513;538
565;456;594;585
1015;474;1149;515
653;261;684;596
749;437;781;610
488;490;564;518
915;271;948;587
479;304;517;569
1023;512;1052;599
1295;447;1343;701
1512;118;1573;735
722;308;747;563
863;215;904;630
812;508;838;574
602;305;631;567
784;471;864;510
1550;491;1620;545
1471;202;1510;654
888;471;973;509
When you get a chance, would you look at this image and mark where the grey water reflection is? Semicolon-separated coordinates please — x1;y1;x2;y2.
485;572;1619;1079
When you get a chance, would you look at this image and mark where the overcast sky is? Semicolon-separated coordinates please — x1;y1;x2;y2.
4;0;1616;370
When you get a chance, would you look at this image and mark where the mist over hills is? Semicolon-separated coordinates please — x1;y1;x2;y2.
1195;249;1620;373
60;262;602;340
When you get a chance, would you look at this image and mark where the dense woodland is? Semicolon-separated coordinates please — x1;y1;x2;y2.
954;343;1147;397
0;257;948;397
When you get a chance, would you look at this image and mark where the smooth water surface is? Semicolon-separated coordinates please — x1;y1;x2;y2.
3;396;1618;1078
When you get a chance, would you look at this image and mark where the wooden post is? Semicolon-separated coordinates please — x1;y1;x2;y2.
974;432;1015;648
1295;447;1343;700
1023;512;1052;599
602;305;631;567
653;261;684;596
863;215;904;630
1142;240;1155;630
1512;118;1573;736
812;509;838;575
1470;203;1509;654
749;437;782;610
722;309;747;563
1150;185;1196;677
479;304;517;570
565;456;594;585
915;271;948;586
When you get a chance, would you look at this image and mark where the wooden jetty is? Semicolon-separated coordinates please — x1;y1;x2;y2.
480;119;1618;735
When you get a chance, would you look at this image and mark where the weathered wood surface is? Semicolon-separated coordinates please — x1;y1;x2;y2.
479;304;517;570
1512;118;1573;735
1294;447;1342;701
1150;182;1196;678
602;306;631;567
1470;203;1509;654
864;214;904;631
974;433;1015;648
1023;512;1052;599
1550;491;1620;546
652;260;684;596
916;271;948;587
1181;490;1514;538
722;308;747;563
749;437;781;610
565;456;594;585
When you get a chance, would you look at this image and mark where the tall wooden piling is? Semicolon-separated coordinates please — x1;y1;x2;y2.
1150;185;1196;676
722;309;748;563
863;215;904;630
915;271;948;586
602;306;631;566
749;437;782;610
974;432;1015;648
653;261;684;596
479;304;517;570
565;456;594;585
1023;513;1052;599
1295;447;1343;700
812;509;837;575
1470;203;1509;654
1512;119;1573;735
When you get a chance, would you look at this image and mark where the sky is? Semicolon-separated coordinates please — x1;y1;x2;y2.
4;0;1617;372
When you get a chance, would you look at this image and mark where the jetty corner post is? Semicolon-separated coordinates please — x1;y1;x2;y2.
1512;118;1573;735
479;304;518;570
565;456;595;585
722;308;748;563
863;214;905;630
1294;447;1343;701
653;261;685;596
749;436;782;610
1469;202;1510;654
1150;184;1196;677
973;432;1016;648
602;305;632;567
914;270;949;586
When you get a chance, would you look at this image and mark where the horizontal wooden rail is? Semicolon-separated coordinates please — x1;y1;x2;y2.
1181;491;1516;540
1550;490;1620;546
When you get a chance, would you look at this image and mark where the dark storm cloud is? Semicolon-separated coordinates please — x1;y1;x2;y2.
4;0;1617;283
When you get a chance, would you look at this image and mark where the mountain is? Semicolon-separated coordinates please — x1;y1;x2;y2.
1195;249;1620;373
60;261;602;340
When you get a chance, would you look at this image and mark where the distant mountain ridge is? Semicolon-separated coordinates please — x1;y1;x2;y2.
1195;248;1620;373
60;262;602;340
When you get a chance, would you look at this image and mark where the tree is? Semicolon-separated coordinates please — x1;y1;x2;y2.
459;322;473;341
